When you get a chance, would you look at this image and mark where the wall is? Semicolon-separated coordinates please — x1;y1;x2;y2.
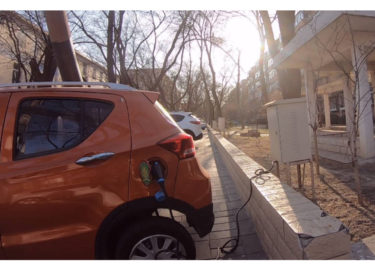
209;129;352;259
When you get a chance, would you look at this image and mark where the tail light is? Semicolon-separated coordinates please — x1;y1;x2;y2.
190;120;200;125
158;133;196;159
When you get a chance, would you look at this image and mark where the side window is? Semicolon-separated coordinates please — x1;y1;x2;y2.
171;114;184;122
15;98;114;159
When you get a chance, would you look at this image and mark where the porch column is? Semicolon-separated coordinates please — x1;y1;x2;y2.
303;69;317;137
342;79;354;135
352;45;375;158
323;93;331;128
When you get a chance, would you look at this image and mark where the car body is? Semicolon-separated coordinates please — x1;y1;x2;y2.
170;111;203;140
0;82;214;260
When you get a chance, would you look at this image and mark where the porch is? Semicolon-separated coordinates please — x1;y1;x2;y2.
272;11;375;164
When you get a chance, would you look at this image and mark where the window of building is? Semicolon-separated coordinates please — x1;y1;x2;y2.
329;91;346;125
82;63;88;78
15;98;114;159
12;63;21;83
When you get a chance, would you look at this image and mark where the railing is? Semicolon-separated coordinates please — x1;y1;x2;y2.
0;81;136;91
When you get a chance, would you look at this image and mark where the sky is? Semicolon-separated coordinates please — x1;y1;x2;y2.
220;14;261;78
5;0;375;84
219;12;279;80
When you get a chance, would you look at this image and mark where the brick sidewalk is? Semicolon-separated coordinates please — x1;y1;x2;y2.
190;131;267;260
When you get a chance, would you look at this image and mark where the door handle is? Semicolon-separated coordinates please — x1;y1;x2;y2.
76;152;115;165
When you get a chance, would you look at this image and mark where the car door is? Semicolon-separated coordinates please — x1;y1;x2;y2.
0;91;131;259
0;92;11;259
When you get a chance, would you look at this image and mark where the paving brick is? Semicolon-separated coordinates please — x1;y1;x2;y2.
194;131;267;260
220;246;248;259
328;252;353;260
191;232;209;242
245;251;269;260
239;233;264;255
195;241;212;260
209;237;236;249
210;229;237;240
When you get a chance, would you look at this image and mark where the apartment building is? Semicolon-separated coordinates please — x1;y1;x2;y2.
247;41;283;103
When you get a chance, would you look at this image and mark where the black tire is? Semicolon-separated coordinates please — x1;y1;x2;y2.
184;129;195;140
194;133;203;140
115;216;196;260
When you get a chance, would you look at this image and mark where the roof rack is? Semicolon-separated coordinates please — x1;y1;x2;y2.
0;81;136;91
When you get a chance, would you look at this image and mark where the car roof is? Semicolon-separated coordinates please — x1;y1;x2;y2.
170;111;192;115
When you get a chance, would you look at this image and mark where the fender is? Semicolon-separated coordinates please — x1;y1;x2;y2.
95;197;214;259
0;235;5;259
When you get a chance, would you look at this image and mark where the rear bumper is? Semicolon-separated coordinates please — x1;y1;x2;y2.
187;203;214;237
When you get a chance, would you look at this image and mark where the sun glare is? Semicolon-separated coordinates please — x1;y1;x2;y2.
221;15;261;78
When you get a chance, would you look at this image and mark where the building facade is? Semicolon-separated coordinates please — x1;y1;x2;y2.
273;11;375;163
0;11;106;84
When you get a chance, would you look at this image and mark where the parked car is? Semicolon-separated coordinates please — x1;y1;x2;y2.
201;122;207;130
169;111;203;140
0;82;214;260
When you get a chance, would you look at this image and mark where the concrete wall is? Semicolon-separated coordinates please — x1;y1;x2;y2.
209;129;352;259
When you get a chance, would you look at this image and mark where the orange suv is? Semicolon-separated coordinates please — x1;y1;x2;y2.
0;82;214;260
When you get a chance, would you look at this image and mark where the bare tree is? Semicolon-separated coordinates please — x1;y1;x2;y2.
192;11;231;122
254;11;269;104
71;11;195;109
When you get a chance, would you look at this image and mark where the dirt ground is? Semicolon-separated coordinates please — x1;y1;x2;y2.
225;128;375;243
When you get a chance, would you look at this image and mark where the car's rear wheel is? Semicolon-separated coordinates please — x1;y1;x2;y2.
115;216;196;260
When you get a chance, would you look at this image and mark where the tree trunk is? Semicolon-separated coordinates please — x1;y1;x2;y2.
277;11;296;47
236;53;244;129
260;10;302;99
44;11;82;82
29;42;57;82
352;139;363;205
312;127;321;176
277;11;302;99
258;42;269;104
255;11;269;105
106;11;116;83
259;11;278;56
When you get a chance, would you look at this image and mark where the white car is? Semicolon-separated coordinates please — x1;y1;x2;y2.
170;111;203;140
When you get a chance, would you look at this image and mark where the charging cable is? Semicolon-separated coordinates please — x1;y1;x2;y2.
216;161;277;259
151;161;175;220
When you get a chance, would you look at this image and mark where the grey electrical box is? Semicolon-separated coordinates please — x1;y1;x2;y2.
265;97;311;163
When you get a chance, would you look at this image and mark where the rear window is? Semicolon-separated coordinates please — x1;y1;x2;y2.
15;98;113;159
171;114;185;122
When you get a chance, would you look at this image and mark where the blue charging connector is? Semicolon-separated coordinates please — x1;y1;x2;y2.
152;161;167;202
